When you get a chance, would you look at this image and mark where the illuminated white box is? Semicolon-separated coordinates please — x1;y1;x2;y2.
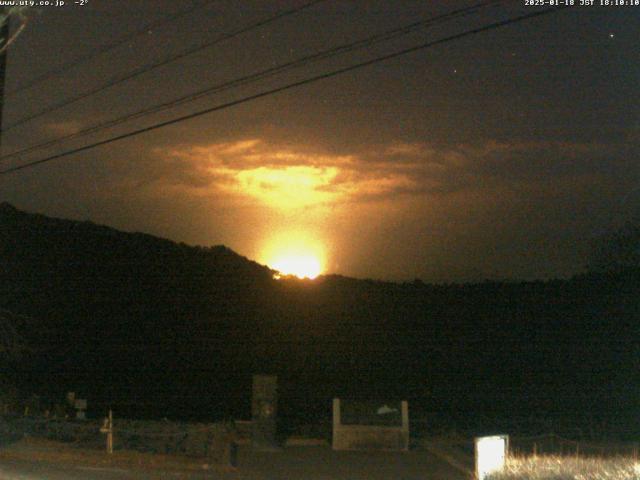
475;435;509;480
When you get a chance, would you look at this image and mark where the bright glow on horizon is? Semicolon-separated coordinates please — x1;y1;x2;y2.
271;254;322;279
260;232;326;280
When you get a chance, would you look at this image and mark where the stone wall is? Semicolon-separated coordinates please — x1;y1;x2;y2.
0;414;236;464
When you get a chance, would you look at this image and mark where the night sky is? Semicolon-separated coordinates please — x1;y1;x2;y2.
0;0;638;282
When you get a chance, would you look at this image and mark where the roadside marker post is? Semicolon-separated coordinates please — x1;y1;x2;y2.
475;435;509;480
100;409;114;454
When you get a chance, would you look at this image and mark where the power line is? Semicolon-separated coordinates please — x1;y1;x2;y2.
0;6;568;176
6;0;219;97
0;0;503;164
1;0;327;133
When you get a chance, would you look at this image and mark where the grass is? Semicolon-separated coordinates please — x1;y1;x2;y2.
488;455;640;479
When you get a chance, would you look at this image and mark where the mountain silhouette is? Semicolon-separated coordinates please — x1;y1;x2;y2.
1;204;638;437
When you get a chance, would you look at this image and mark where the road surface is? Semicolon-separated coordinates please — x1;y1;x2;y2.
0;438;471;479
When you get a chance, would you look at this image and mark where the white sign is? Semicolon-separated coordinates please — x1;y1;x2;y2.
475;435;508;480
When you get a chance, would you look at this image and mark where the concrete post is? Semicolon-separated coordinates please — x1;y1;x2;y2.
251;375;278;450
332;398;341;450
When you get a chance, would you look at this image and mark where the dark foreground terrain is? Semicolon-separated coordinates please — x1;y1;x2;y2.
0;437;468;480
2;203;639;438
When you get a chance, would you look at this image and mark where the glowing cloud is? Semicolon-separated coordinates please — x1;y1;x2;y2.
235;165;339;209
158;139;432;206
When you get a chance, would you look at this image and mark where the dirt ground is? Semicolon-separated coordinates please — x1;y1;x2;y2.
0;437;472;479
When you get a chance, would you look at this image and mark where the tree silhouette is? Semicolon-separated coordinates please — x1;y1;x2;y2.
0;308;29;409
589;223;640;273
0;308;26;358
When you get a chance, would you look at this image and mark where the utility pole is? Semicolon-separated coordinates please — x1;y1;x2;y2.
0;7;9;151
